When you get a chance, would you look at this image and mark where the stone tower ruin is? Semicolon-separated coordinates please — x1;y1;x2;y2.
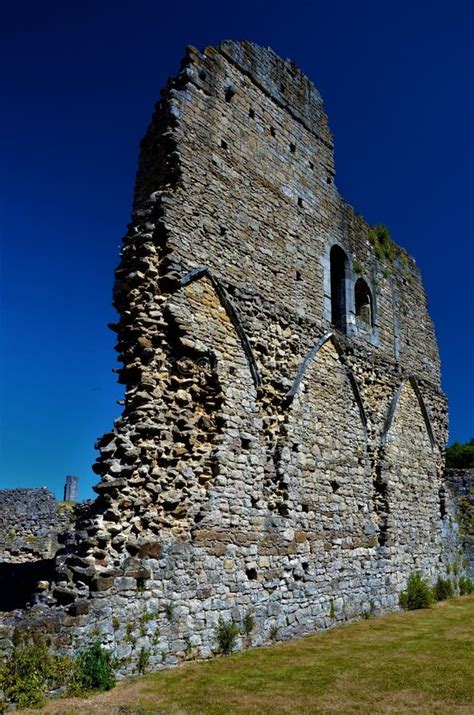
0;41;460;673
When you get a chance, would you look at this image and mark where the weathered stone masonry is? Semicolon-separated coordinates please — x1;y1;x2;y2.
0;41;463;674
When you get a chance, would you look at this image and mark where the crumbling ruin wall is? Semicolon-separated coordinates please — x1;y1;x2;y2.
0;489;72;563
444;469;474;576
0;489;75;613
0;41;463;675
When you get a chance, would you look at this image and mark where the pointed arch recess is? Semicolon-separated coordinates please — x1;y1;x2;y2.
382;376;435;448
179;266;261;387
286;331;367;429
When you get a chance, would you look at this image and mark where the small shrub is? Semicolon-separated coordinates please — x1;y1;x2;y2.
459;576;474;595
269;625;280;641
164;602;175;622
0;630;72;709
353;261;364;274
329;599;336;619
362;599;376;619
137;647;150;674
433;576;453;601
184;636;193;656
215;617;239;655
399;571;433;610
242;612;255;636
74;640;116;692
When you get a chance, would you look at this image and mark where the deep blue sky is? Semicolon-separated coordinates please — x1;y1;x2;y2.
1;1;473;500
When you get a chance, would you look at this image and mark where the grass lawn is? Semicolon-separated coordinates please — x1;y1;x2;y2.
30;596;473;714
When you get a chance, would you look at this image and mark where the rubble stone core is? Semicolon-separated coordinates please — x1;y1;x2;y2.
0;41;461;675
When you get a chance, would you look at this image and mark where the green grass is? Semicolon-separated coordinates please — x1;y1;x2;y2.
31;596;474;714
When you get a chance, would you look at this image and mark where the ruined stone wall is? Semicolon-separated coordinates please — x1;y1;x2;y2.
444;469;474;576
0;41;462;677
0;489;72;563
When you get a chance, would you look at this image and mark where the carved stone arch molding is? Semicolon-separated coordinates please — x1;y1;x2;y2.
179;266;261;387
286;331;367;431
382;375;435;448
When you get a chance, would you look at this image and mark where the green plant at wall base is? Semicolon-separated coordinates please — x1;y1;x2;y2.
433;577;453;602
73;640;116;692
459;576;474;595
399;571;433;610
329;599;336;619
0;630;72;709
137;647;150;674
215;617;239;655
269;625;280;641
452;561;459;576
362;599;376;619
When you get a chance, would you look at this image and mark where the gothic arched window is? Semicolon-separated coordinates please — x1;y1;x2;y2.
354;278;373;328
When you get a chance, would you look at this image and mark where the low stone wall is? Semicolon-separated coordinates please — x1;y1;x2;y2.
444;469;474;576
0;488;73;563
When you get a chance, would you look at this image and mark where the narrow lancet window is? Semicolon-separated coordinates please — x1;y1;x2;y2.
330;245;348;331
355;278;373;328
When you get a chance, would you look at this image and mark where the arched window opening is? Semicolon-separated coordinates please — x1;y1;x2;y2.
355;278;373;328
330;245;348;331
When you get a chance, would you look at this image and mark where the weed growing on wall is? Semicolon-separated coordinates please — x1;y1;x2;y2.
369;224;396;262
242;612;255;636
